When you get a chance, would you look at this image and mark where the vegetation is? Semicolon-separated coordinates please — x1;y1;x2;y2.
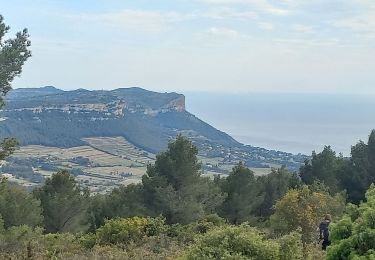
0;14;31;162
218;163;262;224
0;178;42;228
142;135;225;224
0;132;366;259
33;170;90;233
326;185;375;259
0;15;31;106
299;130;375;204
270;185;345;252
1;128;374;259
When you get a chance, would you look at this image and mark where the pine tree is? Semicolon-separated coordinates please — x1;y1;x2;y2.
0;15;31;160
142;135;225;224
34;170;89;233
219;163;263;224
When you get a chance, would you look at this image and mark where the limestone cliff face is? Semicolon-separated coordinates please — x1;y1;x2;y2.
143;95;185;116
0;86;244;155
5;87;186;118
164;95;185;112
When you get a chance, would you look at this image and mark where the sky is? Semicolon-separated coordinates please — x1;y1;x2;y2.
1;0;375;94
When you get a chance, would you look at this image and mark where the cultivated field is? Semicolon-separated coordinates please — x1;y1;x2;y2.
7;136;269;193
83;137;154;165
12;142;150;194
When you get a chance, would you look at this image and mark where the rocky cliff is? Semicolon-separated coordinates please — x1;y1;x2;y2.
0;86;306;169
0;86;238;152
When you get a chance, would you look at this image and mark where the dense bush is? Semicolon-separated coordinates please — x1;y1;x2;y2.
184;224;280;259
95;216;167;246
0;225;45;259
96;217;149;246
278;232;303;260
327;184;375;259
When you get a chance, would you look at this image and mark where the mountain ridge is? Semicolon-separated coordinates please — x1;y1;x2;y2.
0;86;305;170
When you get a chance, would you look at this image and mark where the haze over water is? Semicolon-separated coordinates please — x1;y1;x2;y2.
186;92;375;156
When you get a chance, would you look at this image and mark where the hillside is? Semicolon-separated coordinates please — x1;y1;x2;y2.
0;87;306;192
1;86;240;151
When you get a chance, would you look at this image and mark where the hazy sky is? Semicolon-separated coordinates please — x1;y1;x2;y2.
2;0;375;93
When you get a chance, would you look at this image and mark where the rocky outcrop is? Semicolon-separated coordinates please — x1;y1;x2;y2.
164;95;185;112
5;87;186;117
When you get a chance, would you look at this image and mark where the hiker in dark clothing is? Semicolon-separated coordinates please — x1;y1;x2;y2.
319;214;331;250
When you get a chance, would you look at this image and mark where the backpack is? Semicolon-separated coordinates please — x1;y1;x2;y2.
319;221;329;240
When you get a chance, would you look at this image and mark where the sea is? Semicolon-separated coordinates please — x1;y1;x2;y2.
185;92;375;156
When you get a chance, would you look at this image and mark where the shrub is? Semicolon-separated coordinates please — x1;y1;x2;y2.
144;216;167;236
96;216;167;246
189;214;225;235
42;233;82;258
184;224;280;260
96;217;149;246
327;184;375;259
329;216;353;242
166;215;225;244
79;232;97;249
278;232;303;260
0;225;44;259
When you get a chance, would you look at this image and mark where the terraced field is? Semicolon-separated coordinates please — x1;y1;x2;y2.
11;142;149;194
82;137;155;165
6;136;271;194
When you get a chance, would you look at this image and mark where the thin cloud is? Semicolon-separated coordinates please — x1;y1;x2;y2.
332;0;375;40
291;24;315;34
72;9;194;33
203;7;257;20
199;0;292;16
334;15;375;33
208;27;240;37
258;22;274;30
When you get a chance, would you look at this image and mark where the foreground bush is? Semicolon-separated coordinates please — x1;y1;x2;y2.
327;184;375;259
0;225;43;258
0;216;324;260
183;224;323;260
184;224;281;259
95;216;167;246
0;226;84;259
96;217;148;246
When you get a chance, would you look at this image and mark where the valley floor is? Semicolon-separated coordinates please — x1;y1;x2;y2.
2;136;273;193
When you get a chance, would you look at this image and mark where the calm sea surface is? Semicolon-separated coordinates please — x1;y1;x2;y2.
185;92;375;156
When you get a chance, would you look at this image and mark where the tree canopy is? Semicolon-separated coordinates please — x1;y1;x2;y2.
219;163;262;224
0;178;42;228
0;15;31;161
0;14;31;107
33;170;89;233
142;135;225;224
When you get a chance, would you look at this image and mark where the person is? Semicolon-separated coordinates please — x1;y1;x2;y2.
319;214;331;250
